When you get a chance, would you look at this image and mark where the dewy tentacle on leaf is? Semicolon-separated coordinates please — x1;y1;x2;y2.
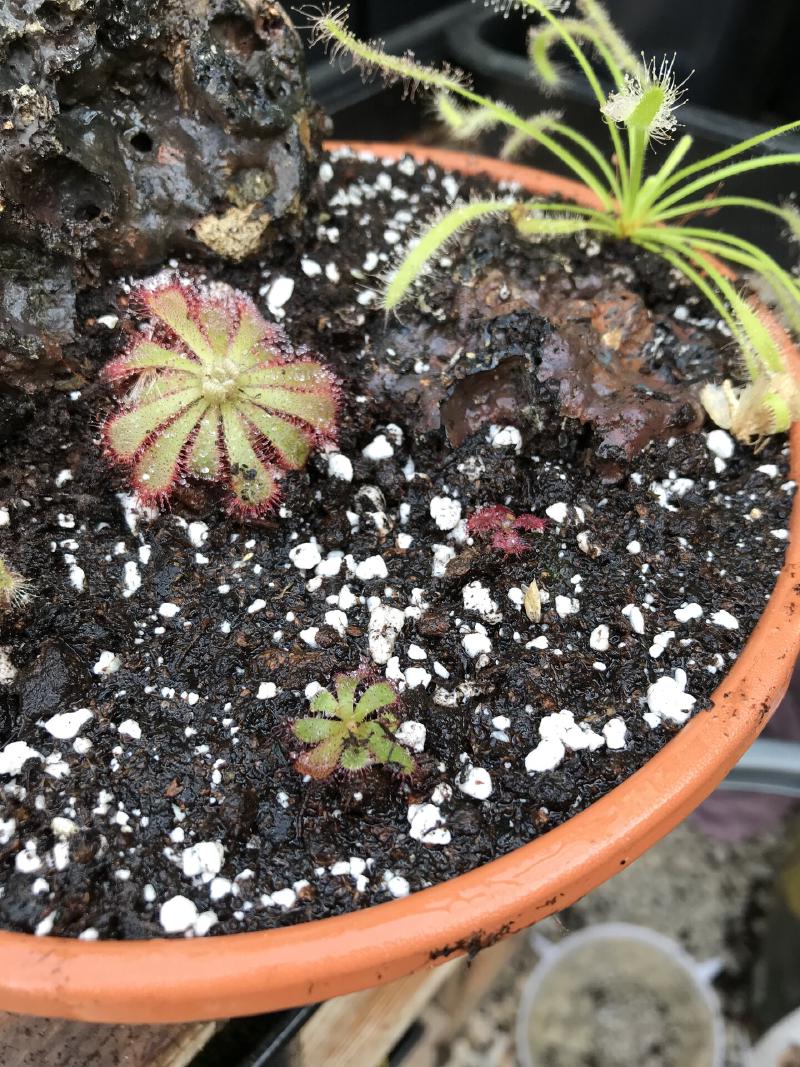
102;275;340;514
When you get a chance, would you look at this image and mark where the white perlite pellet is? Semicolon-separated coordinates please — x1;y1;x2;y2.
118;719;142;740
289;541;322;570
0;741;42;776
645;669;697;727
710;609;739;630
394;721;426;752
487;424;522;453
457;765;493;800
368;604;405;664
407;802;450;845
257;682;277;700
327;452;354;481
603;718;628;750
182;841;224;880
622;603;645;634
674;602;703;623
525;710;604;773
93;650;121;675
429;496;462;531
362;434;394;461
706;429;734;459
159;895;198;934
43;709;92;740
589;624;610;652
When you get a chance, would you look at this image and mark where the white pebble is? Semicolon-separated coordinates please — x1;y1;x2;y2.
93;650;121;675
159;895;198;934
603;718;628;750
395;720;426;752
43;709;92;740
674;602;703;623
622;603;645;634
327;453;353;481
457;765;493;800
362;434;394;461
429;496;462;531
589;624;610;652
0;741;42;776
706;429;734;459
289;542;322;570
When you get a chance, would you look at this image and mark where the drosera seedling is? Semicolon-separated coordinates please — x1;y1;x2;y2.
467;505;547;555
308;1;800;444
102;274;340;515
291;671;415;779
0;556;30;612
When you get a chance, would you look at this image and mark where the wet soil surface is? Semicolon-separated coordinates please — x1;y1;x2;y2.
0;150;794;939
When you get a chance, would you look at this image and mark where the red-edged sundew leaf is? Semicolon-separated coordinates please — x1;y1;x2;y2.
240;401;312;470
228;299;272;366
104;385;202;458
220;405;278;512
339;743;373;772
295;735;345;779
354;682;398;723
293;718;340;743
334;673;359;718
197;302;232;358
309;688;338;715
365;729;414;773
132;400;207;498
105;342;202;380
244;384;337;433
186;409;222;479
140;285;217;367
239;360;332;391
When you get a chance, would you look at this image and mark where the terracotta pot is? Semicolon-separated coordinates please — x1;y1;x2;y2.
2;142;798;1024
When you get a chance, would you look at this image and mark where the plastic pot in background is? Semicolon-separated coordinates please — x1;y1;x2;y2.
445;7;800;262
516;924;725;1067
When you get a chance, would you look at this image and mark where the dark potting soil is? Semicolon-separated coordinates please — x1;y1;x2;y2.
0;150;794;939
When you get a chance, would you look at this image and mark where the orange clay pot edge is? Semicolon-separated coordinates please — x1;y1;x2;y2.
0;142;797;1024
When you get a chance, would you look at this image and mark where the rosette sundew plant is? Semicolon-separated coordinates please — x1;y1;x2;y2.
467;505;547;555
103;276;340;514
292;672;414;779
308;1;800;444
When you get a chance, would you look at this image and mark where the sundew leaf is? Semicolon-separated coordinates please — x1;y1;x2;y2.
243;383;338;432
293;717;340;743
366;730;414;773
354;682;398;722
295;735;345;779
220;405;278;512
141;285;218;367
334;673;359;719
227;300;271;367
105;386;203;458
186;408;222;479
197;302;232;358
108;342;202;379
240;360;334;391
309;688;339;716
133;400;207;497
339;743;373;772
240;401;313;470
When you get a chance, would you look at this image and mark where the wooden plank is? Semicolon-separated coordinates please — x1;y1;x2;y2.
0;1014;217;1067
293;960;459;1067
402;937;523;1067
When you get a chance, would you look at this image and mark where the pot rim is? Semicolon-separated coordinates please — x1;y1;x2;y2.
2;141;798;1024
